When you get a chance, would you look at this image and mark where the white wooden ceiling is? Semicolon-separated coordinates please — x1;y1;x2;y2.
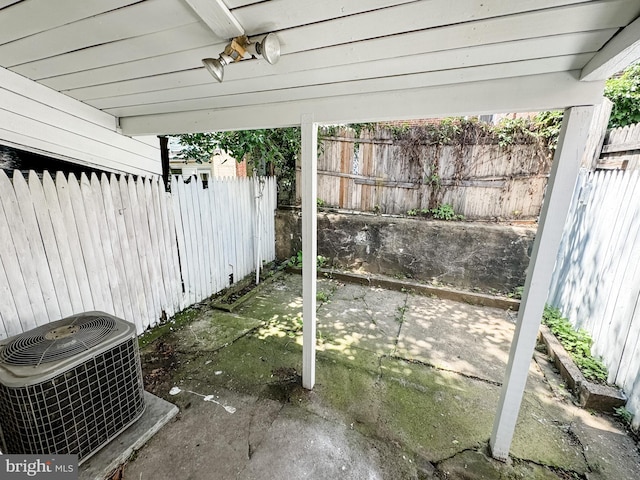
1;0;640;135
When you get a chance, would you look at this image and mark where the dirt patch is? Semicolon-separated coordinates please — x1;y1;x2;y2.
141;340;178;397
221;282;257;305
264;367;306;403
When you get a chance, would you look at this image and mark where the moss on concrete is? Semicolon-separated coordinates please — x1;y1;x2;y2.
379;357;498;462
439;450;565;480
136;273;631;479
138;305;204;349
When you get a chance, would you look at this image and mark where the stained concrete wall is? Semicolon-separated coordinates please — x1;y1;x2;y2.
275;209;535;293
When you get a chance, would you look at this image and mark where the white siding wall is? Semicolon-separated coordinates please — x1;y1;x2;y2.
0;66;160;176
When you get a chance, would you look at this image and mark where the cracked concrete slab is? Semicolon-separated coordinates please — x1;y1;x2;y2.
317;284;406;355
396;293;547;392
174;310;264;353
129;273;640;480
123;389;283;480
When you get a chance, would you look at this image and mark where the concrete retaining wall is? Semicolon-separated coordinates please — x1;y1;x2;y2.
275;209;535;293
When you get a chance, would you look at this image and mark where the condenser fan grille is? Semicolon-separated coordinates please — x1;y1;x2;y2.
0;337;145;461
0;315;116;366
0;313;144;464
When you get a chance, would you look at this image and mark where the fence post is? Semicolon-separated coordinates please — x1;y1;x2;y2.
580;97;612;170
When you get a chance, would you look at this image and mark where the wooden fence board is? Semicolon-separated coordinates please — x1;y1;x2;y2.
12;171;61;321
0;173;276;340
0;172;32;334
158;179;182;312
100;173;134;322
0;171;47;329
44;172;89;312
144;178;169;319
114;175;146;333
71;173;110;312
82;173;122;314
28;171;75;318
0;256;18;338
149;178;176;317
314;127;550;218
549;169;640;428
57;173;94;311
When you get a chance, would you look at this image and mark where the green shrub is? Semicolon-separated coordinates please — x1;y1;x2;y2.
542;305;608;383
431;203;464;221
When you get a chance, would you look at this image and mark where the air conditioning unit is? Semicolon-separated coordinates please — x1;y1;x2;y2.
0;312;145;464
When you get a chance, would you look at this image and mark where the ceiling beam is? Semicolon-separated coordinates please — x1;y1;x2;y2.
120;71;605;135
580;16;640;80
182;0;244;39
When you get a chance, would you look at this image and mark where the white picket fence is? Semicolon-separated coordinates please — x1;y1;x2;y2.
548;169;640;427
0;170;276;339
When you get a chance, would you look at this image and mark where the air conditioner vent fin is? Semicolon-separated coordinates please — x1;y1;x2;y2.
0;315;116;366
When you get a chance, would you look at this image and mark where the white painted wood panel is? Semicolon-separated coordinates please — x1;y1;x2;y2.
12;171;61;321
0;171;37;333
144;178;169;317
118;175;150;333
71;173;111;312
14;22;214;81
121;71;605;135
0;0;139;46
88;173;124;318
151;178;177;317
103;54;595;118
0;170;49;327
0;0;200;66
549;169;640;429
27;171;74;318
0;66;115;130
43;172;89;312
41;6;617;94
100;174;135;323
0;173;276;341
0;256;19;338
78;31;604;105
129;178;156;329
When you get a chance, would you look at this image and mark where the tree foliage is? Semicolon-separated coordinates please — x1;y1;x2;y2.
176;128;301;203
604;63;640;128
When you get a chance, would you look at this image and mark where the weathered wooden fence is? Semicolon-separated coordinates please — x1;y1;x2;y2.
594;123;640;171
548;169;640;428
308;127;551;219
0;170;276;339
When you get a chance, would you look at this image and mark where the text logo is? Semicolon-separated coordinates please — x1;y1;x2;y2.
2;455;78;480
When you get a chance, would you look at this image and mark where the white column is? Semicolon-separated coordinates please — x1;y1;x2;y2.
301;113;318;389
490;106;595;461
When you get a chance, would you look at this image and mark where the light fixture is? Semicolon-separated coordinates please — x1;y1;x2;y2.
247;33;281;65
202;33;281;82
202;54;233;82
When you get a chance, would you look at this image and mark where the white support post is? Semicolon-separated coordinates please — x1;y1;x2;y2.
301;113;318;390
490;106;595;461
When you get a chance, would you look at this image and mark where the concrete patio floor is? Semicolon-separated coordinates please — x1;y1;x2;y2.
125;272;640;479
